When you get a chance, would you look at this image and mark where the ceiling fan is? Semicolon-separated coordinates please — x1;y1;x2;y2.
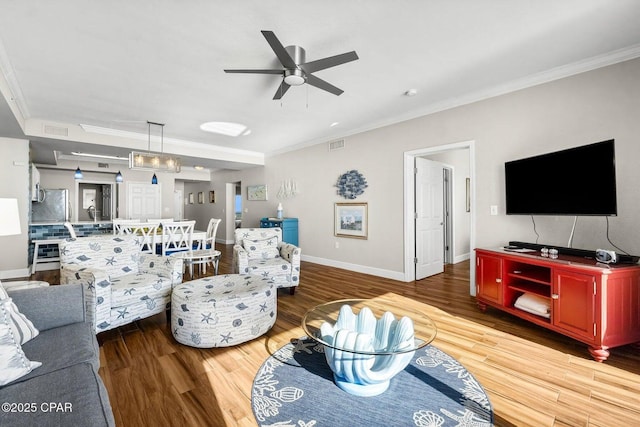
224;30;359;100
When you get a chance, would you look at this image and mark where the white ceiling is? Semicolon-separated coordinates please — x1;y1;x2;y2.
1;1;640;170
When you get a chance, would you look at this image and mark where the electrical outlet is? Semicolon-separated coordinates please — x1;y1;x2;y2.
335;241;340;249
490;205;498;216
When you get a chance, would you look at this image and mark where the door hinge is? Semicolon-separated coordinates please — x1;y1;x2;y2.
414;167;418;175
414;212;418;219
414;257;418;264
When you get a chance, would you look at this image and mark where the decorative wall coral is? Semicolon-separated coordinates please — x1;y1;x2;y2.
336;170;368;199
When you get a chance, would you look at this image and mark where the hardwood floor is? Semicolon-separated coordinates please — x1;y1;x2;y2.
32;246;640;426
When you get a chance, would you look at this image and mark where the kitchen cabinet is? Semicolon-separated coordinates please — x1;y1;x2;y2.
260;217;298;246
475;248;640;362
30;164;42;202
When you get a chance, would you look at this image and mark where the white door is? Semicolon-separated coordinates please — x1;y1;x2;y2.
126;183;161;220
415;157;444;279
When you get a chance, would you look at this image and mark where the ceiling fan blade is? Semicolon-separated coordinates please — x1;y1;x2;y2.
261;30;297;69
273;80;291;100
300;51;359;73
224;69;283;74
306;74;344;96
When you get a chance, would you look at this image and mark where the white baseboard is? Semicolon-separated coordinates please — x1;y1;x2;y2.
301;255;405;281
0;267;32;280
453;252;470;264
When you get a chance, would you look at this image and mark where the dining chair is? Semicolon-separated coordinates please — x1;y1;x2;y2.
63;222;77;239
113;222;159;254
112;218;142;235
182;218;223;278
159;220;195;256
196;218;221;250
147;218;173;224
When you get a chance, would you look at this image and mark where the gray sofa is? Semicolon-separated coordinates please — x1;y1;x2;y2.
0;284;115;427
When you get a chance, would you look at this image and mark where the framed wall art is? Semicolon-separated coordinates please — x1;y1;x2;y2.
335;202;368;239
247;184;268;201
188;193;194;204
209;191;216;203
198;192;204;204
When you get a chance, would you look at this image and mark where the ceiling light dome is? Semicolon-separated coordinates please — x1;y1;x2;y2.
284;69;306;86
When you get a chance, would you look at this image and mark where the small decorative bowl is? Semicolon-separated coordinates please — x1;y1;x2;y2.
319;304;416;396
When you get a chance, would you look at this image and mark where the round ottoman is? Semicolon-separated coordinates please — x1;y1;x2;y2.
171;274;276;348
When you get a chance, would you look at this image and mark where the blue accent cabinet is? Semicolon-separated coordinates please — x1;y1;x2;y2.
260;217;299;246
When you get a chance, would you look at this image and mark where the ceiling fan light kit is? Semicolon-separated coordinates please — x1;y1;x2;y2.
224;30;358;100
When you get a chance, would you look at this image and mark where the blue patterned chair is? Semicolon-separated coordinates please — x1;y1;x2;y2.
232;227;301;294
59;234;183;333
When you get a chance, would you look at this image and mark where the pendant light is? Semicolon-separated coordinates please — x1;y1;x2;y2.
151;173;158;185
74;167;83;180
115;171;123;183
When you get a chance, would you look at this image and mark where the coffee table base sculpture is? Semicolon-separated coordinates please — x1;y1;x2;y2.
319;305;416;397
171;274;276;348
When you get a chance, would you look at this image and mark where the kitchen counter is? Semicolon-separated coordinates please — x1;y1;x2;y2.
30;220;114;226
29;222;114;272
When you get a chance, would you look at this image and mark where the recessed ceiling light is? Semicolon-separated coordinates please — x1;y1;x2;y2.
200;121;248;137
404;88;418;97
194;165;204;170
330;122;340;127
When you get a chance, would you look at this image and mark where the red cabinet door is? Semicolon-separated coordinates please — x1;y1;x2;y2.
476;254;503;305
553;269;596;341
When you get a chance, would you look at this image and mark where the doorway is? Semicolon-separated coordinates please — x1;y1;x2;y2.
76;181;116;221
403;140;476;295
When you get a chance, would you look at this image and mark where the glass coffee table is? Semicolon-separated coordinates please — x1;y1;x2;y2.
302;298;438;396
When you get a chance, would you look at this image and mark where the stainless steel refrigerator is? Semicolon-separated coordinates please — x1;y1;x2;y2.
31;189;70;222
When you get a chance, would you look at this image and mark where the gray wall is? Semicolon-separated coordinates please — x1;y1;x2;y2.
212;57;640;279
0;137;30;278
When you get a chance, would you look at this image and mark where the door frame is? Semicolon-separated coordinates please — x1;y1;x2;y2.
403;140;477;295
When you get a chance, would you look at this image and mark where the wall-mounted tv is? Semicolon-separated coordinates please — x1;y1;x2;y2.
505;140;617;216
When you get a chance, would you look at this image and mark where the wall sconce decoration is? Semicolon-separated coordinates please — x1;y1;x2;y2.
277;178;299;199
336;170;368;199
115;171;123;183
74;167;83;180
151;173;158;185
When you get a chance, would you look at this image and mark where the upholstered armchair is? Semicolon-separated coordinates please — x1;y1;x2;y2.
59;234;183;333
233;227;301;294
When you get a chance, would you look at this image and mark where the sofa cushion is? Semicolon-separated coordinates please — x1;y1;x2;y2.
19;321;99;383
108;294;171;330
247;257;291;279
0;321;41;386
110;272;173;307
59;234;141;279
0;283;39;344
243;236;280;260
0;362;115;427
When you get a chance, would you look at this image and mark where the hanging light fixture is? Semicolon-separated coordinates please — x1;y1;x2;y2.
74;167;83;180
151;173;158;185
129;121;181;173
115;171;123;183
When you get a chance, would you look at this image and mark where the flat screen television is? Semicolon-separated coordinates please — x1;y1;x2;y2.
505;140;617;215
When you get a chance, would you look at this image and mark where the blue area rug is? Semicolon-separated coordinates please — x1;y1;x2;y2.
252;338;493;426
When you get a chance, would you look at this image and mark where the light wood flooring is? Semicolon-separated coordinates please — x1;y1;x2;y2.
32;245;640;427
